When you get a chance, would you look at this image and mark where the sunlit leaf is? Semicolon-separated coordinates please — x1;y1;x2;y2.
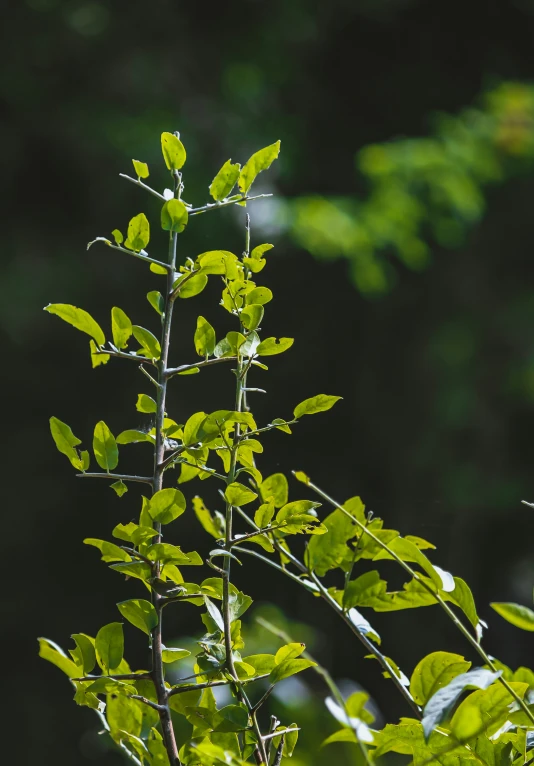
294;394;342;419
93;420;118;471
238;141;281;195
124;213;150;252
490;602;534;631
45;303;105;346
210;159;241;201
161;132;186;171
117;599;158;635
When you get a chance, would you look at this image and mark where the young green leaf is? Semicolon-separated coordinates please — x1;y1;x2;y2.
49;416;83;466
238;141;281;195
161;647;191;664
70;634;96;675
111;229;123;245
93;421;118;471
148;488;186;524
84;537;131;563
210;159;241;201
175;273;208;299
117;599;158;635
111;307;132;349
95;622;124;673
240;304;264;332
132;159;149;178
269;658;316;684
293;394;342;419
124;213;150;252
161;132;186;171
256;337;294;356
132;325;161;359
38;638;80;678
490;602;534;631
224;482;258;507
116;429;152;445
161;198;188;233
136;393;157;414
44;303;105;346
245;287;273;306
260;473;288;508
146;291;164;316
90;339;109;368
410;651;472;706
193;496;223;538
194;316;216;357
110;480;128;497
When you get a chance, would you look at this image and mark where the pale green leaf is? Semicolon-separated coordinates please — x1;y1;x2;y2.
111;307;132;349
95;622;124;673
490;602;534;631
410;651;472;706
44;303;105;346
194;316;216;357
161;198;188;233
149;488;186;524
256;337;294;356
238;141;281;194
132;159;149;178
225;482;258;507
161;132;186;171
294;394;342;419
210;159;241;201
93;421;118;471
136;393;157;414
117;599;158;635
132;325;161;359
124;213;150;252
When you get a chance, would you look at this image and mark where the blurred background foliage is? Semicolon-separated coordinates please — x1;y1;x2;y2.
5;0;534;763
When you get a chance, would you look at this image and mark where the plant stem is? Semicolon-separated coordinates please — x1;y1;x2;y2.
304;478;534;727
166;355;238;379
220;216;267;765
188;193;272;216
76;472;153;485
149;175;181;766
119;173;166;200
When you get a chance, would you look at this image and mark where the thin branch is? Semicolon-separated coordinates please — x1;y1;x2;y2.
129;694;168;712
119;173;166;201
166;356;237;379
92;239;170;271
76;472;153;485
188;193;273;217
168;674;269;697
251;684;275;714
71;672;151;682
94;347;156;366
262;728;299;743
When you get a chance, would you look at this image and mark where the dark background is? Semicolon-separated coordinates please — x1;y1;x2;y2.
3;0;534;763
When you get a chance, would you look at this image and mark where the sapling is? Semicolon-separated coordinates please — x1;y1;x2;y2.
41;132;534;766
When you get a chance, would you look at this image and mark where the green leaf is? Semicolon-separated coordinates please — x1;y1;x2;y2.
147;291;164;316
210;159;241;201
161;132;186;171
196;250;239;276
70;634;96;675
111;229;123;245
132;159;149;178
240;304;264;332
117;599;158;635
294;394;342;419
343;571;388;609
421;668;501;740
256;337;294;356
306;509;358;576
176;273;208;299
322;729;358;747
194;316;216;357
193;496;223;538
204;596;225;631
116;429;152;445
110;480;128;497
225;482;258;507
162;647;191;664
84;537;131;563
448;577;479;630
90;339;109;368
269;658;316;684
490;602;534;631
260;473;288;508
161;198;189;233
93;421;118;471
111;307;132;349
136;393;157;414
238;141;281;195
95;622;124;673
451;681;528;740
132;325;161;359
410;652;472;706
44;303;105;346
149;488;186;524
124;213;150;252
254;500;275;528
49;416;84;469
245;287;273;306
38;637;80;678
112;522;158;546
275;643;305;664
